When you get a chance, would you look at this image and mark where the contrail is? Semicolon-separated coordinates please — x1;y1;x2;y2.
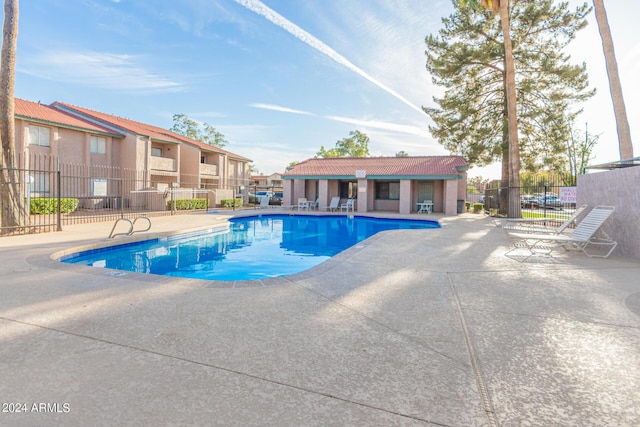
233;0;424;115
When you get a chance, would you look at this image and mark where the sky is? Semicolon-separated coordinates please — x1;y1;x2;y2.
14;0;640;179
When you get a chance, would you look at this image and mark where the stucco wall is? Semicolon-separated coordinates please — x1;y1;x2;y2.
55;128;84;163
577;167;640;260
180;144;200;177
444;180;458;215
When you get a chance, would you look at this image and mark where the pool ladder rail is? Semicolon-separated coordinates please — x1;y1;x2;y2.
108;216;152;238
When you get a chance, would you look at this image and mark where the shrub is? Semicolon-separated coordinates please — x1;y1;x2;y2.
167;198;209;210
30;197;78;214
220;198;243;208
465;201;471;211
472;203;484;213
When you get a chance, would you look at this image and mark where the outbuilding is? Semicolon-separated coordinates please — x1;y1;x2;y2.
283;156;468;215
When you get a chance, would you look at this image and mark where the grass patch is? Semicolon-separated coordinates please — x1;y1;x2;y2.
521;211;567;220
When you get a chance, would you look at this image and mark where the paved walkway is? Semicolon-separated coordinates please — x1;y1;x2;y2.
1;211;639;426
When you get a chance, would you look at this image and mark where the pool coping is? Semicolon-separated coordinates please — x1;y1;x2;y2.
46;212;438;289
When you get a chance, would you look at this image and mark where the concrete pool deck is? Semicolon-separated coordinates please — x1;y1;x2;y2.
1;211;639;426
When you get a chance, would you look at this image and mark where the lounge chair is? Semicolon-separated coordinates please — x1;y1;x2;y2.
256;195;270;209
506;205;617;259
501;204;587;234
297;198;309;211
340;198;355;212
326;196;340;212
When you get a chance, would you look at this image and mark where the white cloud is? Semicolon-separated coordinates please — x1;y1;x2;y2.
233;0;425;115
249;103;314;116
19;50;183;93
324;115;428;137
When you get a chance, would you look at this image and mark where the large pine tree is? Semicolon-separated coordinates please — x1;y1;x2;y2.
425;0;593;214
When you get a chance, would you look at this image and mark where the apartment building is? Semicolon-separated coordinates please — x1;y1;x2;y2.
14;98;252;208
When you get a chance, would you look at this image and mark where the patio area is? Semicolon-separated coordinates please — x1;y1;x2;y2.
1;211;639;426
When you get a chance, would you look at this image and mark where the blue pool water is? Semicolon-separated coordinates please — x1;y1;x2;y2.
62;215;439;281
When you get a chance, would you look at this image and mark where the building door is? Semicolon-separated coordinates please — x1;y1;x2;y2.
416;181;434;206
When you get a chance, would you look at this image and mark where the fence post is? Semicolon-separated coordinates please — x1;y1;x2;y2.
119;178;124;218
171;186;175;215
56;170;62;231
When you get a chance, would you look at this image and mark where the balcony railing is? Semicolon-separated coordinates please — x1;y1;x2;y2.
199;163;218;176
150;156;177;172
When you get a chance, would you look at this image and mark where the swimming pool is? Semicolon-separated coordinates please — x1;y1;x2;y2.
62;215;439;281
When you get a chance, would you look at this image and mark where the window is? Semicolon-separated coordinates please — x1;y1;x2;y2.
375;181;400;200
201;156;206;164
28;125;50;147
151;147;162;157
90;136;106;154
339;181;357;199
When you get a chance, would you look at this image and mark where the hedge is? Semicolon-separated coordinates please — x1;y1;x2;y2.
166;198;209;210
220;198;243;208
30;198;79;214
472;203;484;213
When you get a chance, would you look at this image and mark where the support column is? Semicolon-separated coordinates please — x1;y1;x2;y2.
283;180;294;208
444;179;458;215
399;179;411;214
318;179;329;210
357;179;368;213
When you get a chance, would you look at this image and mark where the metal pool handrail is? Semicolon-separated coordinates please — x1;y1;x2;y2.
108;216;151;238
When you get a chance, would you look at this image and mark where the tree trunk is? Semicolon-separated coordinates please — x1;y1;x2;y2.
500;77;509;216
499;0;521;218
0;0;27;232
593;0;634;160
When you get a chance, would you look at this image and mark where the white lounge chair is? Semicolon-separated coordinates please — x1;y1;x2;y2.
501;204;587;234
340;198;355;212
326;196;340;212
256;195;270;209
297;198;309;211
506;205;617;259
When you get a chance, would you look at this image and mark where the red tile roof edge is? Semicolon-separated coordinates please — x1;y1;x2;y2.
283;156;468;178
51;101;252;162
15;98;125;137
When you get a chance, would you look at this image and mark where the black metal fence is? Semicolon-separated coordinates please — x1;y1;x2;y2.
482;174;578;221
1;154;248;236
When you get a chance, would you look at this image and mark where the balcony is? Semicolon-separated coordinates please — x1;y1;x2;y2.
150;156;177;172
199;163;218;176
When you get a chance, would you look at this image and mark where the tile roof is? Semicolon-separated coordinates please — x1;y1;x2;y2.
51;101;252;162
15;98;124;137
284;156;468;178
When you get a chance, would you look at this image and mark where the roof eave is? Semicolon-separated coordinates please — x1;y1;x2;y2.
16;115;125;139
148;136;181;145
284;174;464;180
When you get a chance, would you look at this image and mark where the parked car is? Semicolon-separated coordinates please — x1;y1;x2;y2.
255;191;274;199
270;191;283;206
521;194;538;208
536;195;564;210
